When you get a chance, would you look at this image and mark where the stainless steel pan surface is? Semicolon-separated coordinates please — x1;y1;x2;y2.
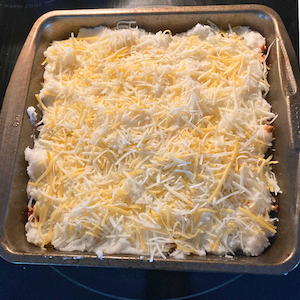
0;5;299;274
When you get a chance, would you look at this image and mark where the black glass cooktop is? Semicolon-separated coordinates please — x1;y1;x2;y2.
0;1;299;299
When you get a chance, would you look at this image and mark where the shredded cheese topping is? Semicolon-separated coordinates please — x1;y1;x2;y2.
25;23;280;259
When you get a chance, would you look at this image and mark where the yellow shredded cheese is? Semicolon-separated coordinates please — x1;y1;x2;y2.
25;23;280;260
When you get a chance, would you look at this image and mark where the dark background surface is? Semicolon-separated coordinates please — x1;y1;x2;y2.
0;1;299;299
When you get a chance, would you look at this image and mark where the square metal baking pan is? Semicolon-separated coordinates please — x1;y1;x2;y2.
0;5;300;274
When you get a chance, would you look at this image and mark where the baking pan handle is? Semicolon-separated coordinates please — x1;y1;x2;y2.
289;93;300;151
274;13;300;151
0;25;38;231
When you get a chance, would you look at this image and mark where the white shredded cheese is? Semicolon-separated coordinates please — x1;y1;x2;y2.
25;23;280;259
